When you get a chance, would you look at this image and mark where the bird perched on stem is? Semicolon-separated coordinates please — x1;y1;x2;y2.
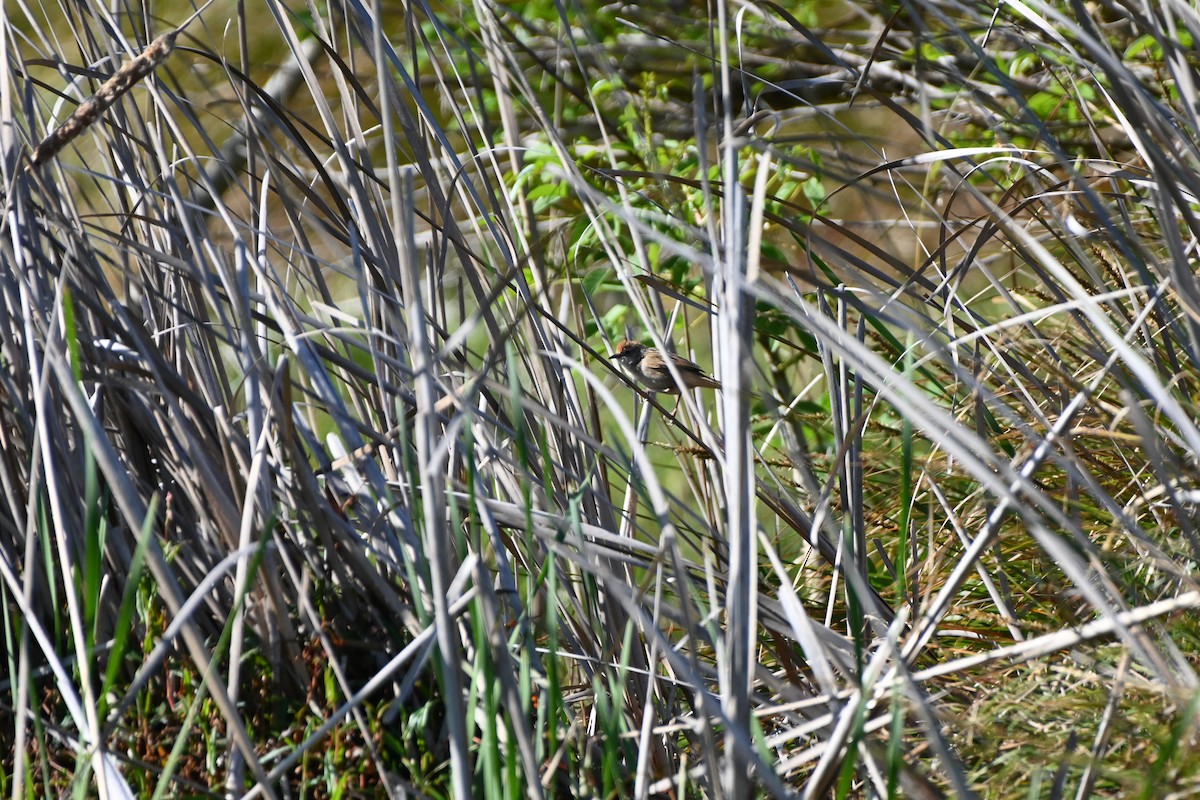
610;339;721;394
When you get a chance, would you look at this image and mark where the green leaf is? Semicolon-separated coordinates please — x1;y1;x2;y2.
1028;90;1063;119
583;267;618;294
803;176;826;207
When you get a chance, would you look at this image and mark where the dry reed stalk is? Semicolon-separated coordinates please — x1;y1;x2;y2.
27;1;212;170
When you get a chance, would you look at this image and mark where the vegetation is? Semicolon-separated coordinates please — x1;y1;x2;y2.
3;0;1200;796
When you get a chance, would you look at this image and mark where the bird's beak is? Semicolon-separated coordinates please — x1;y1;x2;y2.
609;352;621;360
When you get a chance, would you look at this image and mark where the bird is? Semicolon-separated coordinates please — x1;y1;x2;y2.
609;339;722;394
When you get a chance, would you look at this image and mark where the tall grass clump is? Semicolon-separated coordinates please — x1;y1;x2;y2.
4;0;1200;796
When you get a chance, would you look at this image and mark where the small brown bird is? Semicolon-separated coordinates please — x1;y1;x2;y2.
610;339;722;394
